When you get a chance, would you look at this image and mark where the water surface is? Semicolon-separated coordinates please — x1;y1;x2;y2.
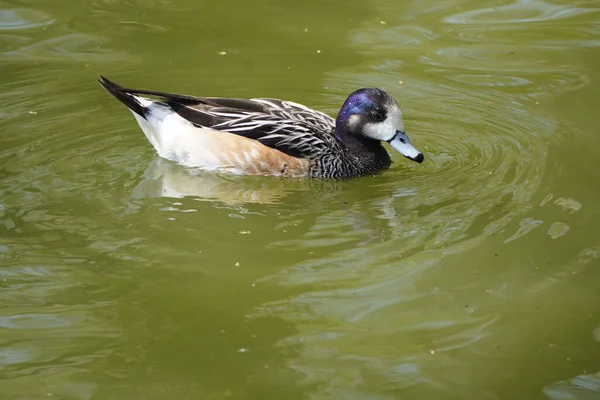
1;0;600;398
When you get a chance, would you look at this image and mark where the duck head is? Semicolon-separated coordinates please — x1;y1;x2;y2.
335;88;424;164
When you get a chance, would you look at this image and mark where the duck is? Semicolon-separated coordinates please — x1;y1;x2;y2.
98;76;424;178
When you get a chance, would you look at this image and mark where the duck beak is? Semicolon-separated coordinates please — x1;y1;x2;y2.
388;131;424;163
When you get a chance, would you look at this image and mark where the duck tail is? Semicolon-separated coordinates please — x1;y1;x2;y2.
98;76;147;117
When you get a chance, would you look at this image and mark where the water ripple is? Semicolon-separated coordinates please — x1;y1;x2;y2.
349;25;438;52
0;8;55;31
456;25;600;48
443;0;598;24
1;33;126;62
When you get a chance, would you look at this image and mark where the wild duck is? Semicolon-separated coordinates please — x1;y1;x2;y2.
98;76;423;178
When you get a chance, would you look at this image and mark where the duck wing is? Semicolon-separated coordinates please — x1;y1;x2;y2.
98;76;338;159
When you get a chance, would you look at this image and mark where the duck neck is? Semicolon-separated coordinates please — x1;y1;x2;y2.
334;129;392;177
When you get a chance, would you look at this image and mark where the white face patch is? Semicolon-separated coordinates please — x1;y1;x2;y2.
347;114;361;129
362;106;405;141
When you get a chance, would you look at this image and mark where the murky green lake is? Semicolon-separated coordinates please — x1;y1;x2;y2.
2;0;600;398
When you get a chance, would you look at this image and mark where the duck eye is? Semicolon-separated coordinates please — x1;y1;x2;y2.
371;110;384;122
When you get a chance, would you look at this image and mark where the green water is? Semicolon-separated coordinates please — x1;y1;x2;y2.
1;0;600;398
